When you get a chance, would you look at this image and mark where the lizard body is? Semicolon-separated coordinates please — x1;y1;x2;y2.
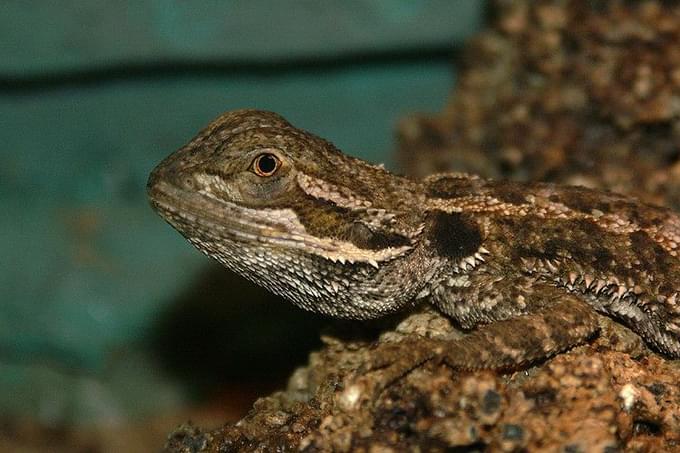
148;110;680;369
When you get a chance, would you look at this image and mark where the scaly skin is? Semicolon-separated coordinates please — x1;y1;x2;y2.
148;110;680;370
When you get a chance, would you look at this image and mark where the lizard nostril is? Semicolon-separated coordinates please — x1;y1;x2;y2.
174;173;198;191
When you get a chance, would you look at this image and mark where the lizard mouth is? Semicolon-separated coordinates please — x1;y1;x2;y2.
147;179;281;244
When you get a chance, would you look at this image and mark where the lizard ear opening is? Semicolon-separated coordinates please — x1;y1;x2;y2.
252;153;281;177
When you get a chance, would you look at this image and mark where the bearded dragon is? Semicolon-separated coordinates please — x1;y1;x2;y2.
147;110;680;370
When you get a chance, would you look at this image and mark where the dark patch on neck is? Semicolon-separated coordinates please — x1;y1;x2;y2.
549;190;614;216
484;180;534;205
428;211;482;260
291;191;412;251
426;176;480;199
345;221;412;250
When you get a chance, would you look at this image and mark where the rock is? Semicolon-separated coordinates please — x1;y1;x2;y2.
397;0;680;210
163;310;680;451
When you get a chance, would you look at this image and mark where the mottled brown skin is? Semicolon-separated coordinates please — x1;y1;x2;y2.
147;110;680;372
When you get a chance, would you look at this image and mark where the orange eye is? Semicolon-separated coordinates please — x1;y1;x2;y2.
252;153;281;177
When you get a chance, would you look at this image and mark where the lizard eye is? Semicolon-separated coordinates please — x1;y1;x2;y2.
252;153;281;177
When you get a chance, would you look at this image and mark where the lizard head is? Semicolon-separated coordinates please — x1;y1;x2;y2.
147;109;427;318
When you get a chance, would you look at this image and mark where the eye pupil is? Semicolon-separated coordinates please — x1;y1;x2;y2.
254;153;280;176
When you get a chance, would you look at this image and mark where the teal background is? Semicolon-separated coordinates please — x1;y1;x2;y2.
0;1;484;425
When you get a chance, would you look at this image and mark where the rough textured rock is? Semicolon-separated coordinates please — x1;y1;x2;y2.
398;0;680;210
165;310;680;452
165;1;680;451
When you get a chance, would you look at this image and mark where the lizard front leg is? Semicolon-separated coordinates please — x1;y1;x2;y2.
436;290;599;370
431;277;601;370
361;280;600;385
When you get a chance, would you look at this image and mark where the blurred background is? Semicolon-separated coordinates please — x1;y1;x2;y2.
0;1;485;450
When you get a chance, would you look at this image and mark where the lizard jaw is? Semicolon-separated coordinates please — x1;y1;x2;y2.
148;179;412;269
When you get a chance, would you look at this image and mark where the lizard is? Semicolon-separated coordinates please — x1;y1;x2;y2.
147;109;680;372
